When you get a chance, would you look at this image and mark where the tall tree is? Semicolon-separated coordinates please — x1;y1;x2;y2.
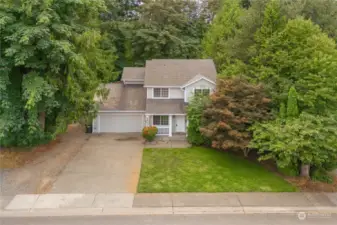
0;0;117;146
250;18;337;178
204;0;337;75
133;0;208;63
251;18;337;115
102;0;209;72
101;0;141;73
201;0;243;72
282;0;337;42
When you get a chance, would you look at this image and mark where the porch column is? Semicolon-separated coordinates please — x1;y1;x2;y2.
169;115;172;137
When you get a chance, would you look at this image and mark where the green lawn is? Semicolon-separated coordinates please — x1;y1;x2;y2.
137;147;297;192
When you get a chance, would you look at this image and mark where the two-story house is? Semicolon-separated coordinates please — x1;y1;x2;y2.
92;59;217;136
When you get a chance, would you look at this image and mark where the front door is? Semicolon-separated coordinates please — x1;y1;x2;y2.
175;115;186;133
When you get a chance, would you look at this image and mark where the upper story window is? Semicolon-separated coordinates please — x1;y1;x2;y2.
153;88;169;98
194;88;210;96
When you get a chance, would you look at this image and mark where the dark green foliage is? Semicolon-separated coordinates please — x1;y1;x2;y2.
278;164;299;177
186;95;211;146
103;0;210;73
0;0;117;147
286;87;299;118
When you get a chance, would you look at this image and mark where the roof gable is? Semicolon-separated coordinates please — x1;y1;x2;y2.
144;59;217;87
181;74;215;88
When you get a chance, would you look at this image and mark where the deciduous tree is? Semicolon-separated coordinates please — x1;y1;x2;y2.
200;77;271;157
0;0;117;146
250;113;337;177
252;18;337;115
201;0;243;71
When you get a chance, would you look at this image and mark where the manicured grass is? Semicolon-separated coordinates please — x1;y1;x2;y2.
138;147;297;192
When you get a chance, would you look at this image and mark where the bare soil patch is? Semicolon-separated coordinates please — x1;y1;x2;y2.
286;177;337;192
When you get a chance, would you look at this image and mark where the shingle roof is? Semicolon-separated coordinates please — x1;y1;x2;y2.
119;85;146;111
144;59;217;86
98;83;123;110
99;83;146;111
121;67;145;81
146;99;186;114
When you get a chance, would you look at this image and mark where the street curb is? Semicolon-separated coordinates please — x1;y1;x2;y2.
1;206;337;218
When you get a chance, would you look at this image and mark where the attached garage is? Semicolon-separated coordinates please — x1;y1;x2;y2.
93;113;144;133
93;81;146;133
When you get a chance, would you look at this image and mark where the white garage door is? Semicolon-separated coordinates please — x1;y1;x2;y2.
98;113;144;133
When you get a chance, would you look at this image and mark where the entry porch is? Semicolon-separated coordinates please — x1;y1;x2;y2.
145;114;187;137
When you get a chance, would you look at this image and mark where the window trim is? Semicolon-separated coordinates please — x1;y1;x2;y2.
153;115;169;126
194;88;210;96
153;88;170;99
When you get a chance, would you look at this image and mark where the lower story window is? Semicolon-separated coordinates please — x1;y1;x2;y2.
153;115;169;125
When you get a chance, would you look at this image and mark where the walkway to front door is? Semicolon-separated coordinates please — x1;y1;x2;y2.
50;134;143;193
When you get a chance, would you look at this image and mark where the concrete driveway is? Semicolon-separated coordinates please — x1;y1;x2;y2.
50;134;143;193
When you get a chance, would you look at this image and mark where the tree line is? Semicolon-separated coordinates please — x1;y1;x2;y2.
0;0;214;146
190;0;337;180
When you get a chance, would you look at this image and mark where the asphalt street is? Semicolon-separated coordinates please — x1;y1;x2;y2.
1;214;337;225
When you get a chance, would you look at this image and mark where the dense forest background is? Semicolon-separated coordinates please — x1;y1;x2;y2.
1;0;336;147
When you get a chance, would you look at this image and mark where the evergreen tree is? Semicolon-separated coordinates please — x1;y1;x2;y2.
103;0;210;71
254;0;286;47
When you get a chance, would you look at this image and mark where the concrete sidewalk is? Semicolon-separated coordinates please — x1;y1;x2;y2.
1;193;336;217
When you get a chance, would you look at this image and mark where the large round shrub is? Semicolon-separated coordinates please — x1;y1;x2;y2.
142;126;158;142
